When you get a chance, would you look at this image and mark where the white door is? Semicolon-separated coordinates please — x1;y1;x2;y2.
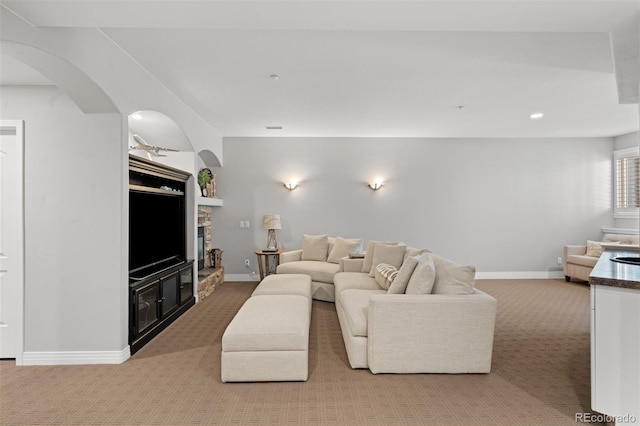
0;120;25;363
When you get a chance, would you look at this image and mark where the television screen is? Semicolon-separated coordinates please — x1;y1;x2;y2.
129;191;185;274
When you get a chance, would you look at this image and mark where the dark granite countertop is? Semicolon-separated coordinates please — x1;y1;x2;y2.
590;248;640;290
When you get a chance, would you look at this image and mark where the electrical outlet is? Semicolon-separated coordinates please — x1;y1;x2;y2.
245;259;250;267
557;257;562;265
240;221;245;228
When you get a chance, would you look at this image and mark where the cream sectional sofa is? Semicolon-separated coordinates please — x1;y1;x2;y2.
564;233;639;282
277;235;498;374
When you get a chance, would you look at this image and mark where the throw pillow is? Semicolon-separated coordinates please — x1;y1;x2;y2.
361;240;397;273
374;263;399;290
327;237;364;264
388;255;420;294
403;247;430;263
585;240;619;257
405;253;437;294
301;234;329;261
430;254;475;295
369;244;406;277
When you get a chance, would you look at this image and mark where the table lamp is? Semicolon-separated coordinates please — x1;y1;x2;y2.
262;214;282;251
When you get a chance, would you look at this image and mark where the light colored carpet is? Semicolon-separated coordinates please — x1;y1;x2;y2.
0;279;602;425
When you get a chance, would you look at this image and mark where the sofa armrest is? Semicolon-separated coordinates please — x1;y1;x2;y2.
339;257;364;272
367;290;497;374
564;245;587;257
279;249;302;263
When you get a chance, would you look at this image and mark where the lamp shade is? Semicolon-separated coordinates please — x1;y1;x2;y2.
262;214;282;230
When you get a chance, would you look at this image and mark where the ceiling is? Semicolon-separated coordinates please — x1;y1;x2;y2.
1;0;639;139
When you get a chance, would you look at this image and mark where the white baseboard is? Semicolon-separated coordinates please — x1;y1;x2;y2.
225;273;259;282
476;271;564;280
22;346;130;366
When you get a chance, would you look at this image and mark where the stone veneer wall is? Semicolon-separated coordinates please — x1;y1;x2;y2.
198;206;214;268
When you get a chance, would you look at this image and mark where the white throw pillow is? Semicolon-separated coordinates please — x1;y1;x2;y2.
369;244;406;277
361;240;397;273
430;254;475;295
388;255;420;294
327;237;363;264
374;263;399;290
585;240;619;257
301;234;329;261
405;253;436;294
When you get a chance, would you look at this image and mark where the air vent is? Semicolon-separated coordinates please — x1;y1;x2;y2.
265;126;283;130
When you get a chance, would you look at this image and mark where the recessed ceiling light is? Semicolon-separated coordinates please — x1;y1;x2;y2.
530;112;544;119
456;105;465;110
130;113;143;120
265;126;283;130
269;74;280;80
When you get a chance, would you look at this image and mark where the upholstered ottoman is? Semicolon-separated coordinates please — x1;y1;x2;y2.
252;274;312;307
221;274;312;382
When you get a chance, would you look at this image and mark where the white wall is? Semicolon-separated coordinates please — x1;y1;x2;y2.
0;85;125;354
215;137;614;278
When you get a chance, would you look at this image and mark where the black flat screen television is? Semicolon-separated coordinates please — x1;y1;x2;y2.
129;190;185;276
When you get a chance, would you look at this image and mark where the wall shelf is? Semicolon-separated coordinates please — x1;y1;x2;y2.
198;197;223;207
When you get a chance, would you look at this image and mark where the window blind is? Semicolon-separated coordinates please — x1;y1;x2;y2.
616;155;640;209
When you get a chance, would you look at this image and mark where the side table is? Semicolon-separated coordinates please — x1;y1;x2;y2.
255;249;286;281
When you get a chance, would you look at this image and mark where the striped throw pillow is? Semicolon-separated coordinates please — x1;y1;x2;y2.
374;263;399;290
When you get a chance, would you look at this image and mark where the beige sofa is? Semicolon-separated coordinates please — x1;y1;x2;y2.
277;235;497;374
334;257;497;374
564;233;639;282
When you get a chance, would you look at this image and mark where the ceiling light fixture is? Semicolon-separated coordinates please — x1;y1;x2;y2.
530;112;544;119
269;74;280;80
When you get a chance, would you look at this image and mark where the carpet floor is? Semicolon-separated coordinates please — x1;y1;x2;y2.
0;279;601;425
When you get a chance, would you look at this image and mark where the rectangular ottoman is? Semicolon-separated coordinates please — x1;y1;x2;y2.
221;274;312;382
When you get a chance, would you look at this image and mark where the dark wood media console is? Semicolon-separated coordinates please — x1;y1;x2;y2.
128;155;195;354
129;260;195;354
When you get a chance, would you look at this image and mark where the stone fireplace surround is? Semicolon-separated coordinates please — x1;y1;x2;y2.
197;205;223;299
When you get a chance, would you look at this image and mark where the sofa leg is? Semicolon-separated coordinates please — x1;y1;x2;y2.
565;276;570;282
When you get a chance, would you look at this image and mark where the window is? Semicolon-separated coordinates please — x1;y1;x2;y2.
614;147;640;218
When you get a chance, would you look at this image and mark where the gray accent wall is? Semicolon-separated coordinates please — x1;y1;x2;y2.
214;137;616;277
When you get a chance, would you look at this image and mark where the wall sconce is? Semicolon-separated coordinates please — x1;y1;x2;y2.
284;180;299;190
368;179;384;190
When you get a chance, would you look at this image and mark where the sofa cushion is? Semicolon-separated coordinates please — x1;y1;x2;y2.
334;272;380;301
431;254;475;295
327;237;364;264
361;240;397;273
369;244;406;277
276;261;340;284
566;254;598;268
603;233;639;245
374;263;398;290
406;253;436;294
302;234;329;261
388;256;419;294
340;289;385;337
